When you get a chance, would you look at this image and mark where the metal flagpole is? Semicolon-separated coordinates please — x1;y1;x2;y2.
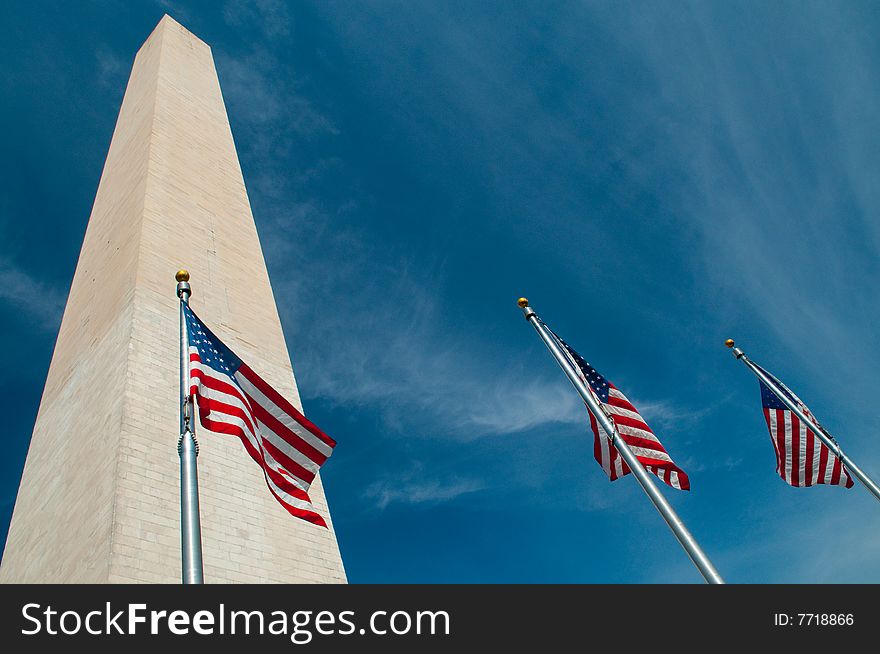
725;339;880;504
518;298;725;584
176;269;204;584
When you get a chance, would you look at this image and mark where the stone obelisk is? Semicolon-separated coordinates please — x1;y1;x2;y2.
0;15;346;583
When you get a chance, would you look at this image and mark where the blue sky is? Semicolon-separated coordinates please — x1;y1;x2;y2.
3;0;880;582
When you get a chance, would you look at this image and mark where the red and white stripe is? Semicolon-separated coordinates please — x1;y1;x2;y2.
552;334;691;491
189;350;336;527
587;386;690;491
763;408;853;488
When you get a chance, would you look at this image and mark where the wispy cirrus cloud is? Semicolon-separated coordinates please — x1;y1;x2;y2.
269;238;584;438
613;3;880;385
626;398;715;434
213;2;588;441
365;474;484;511
0;257;65;330
95;45;127;91
218;47;338;148
222;0;292;40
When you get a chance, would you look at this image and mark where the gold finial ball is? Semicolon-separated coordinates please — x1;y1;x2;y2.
175;269;190;282
517;297;529;308
724;338;735;348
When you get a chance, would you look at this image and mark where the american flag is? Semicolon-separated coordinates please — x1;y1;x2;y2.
756;363;853;488
184;304;337;527
546;326;690;491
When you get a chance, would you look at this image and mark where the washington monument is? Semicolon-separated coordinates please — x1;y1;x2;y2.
0;15;346;583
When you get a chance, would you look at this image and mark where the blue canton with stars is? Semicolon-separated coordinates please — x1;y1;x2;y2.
547;326;612;402
754;363;798;410
183;304;243;378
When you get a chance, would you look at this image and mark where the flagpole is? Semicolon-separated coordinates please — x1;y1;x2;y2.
176;269;204;584
518;298;725;584
725;339;880;503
